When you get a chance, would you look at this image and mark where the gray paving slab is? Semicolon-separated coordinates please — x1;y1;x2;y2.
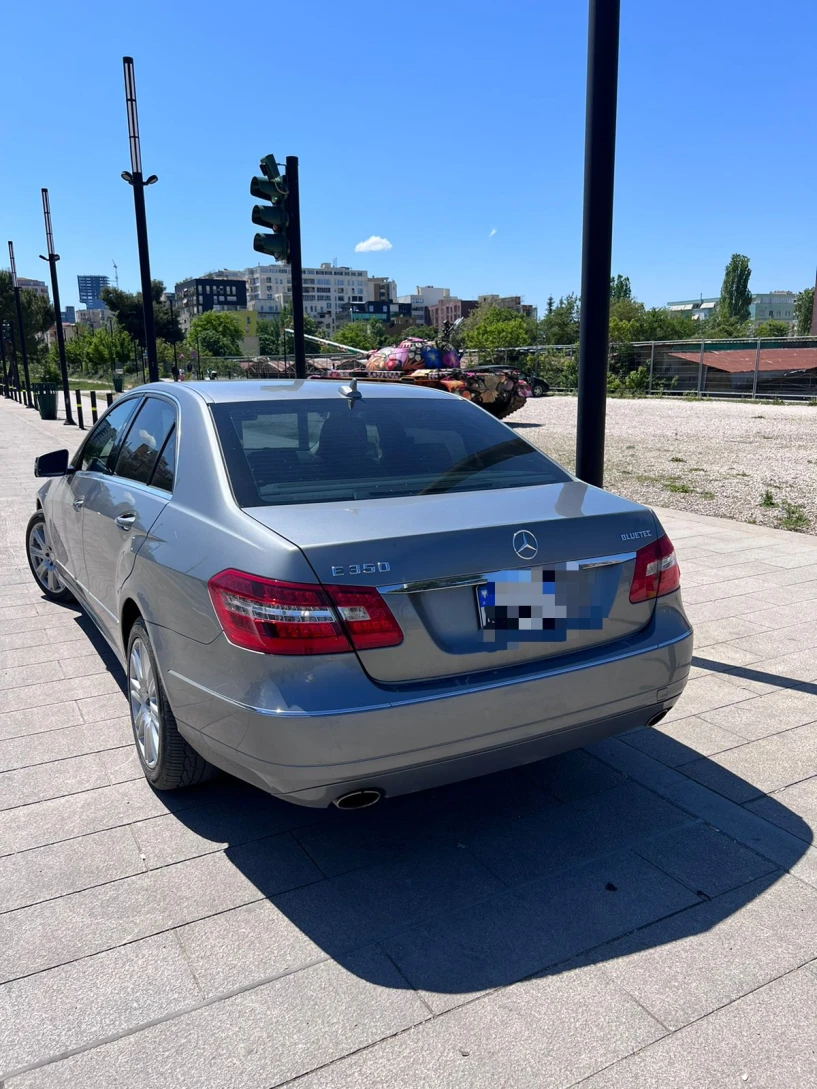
570;968;817;1088
745;776;817;842
0;718;131;772
681;721;817;802
701;684;817;740
522;749;627;801
632;820;778;897
621;716;745;766
0;836;321;983
0;752;112;811
383;852;701;1013
275;961;666;1089
0;778;209;856
292;768;557;879
598;874;817;1030
460;781;694;887
0;672;121;715
5;950;430;1089
0;933;200;1074
0;701;84;742
660;673;756;723
0;661;63;690
0;825;146;912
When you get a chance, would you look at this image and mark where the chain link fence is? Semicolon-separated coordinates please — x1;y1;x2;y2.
466;338;817;400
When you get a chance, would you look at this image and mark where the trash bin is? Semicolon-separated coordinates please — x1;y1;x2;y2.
113;375;124;393
34;383;59;421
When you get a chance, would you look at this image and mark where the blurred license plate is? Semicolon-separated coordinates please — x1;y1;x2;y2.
477;568;566;631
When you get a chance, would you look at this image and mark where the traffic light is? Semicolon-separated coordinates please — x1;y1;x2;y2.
250;154;290;261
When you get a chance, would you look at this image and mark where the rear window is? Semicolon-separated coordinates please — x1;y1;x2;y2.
211;396;570;507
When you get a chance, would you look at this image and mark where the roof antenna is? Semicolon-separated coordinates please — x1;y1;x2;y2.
340;376;362;407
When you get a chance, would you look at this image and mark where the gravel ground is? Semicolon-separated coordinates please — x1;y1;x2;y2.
510;395;817;534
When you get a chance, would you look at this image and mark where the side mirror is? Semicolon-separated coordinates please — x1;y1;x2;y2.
34;449;70;478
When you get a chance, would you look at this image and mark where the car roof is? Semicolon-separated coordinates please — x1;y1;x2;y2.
135;379;459;405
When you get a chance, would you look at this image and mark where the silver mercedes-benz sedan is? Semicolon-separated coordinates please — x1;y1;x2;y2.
27;381;692;808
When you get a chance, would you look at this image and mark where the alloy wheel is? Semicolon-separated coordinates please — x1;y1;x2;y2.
129;638;161;769
28;521;66;595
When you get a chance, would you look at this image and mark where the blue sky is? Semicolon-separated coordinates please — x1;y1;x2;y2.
3;0;816;312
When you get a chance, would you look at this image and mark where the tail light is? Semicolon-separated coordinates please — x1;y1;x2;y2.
629;535;680;603
207;569;402;655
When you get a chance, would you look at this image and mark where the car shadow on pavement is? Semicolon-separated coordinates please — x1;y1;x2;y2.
164;732;813;999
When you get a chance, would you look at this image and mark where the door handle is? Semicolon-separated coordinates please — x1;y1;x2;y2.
115;513;137;531
72;498;84;511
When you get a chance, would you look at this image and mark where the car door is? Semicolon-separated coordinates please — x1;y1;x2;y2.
46;397;142;594
80;395;178;644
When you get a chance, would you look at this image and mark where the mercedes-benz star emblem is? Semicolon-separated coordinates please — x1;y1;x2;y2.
513;529;539;560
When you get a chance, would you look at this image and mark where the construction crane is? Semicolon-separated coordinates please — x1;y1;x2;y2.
112;259;119;288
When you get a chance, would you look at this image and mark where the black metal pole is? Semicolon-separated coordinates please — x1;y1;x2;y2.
575;0;620;488
39;189;75;424
285;156;306;380
0;325;8;397
7;320;20;391
8;242;34;408
122;57;159;383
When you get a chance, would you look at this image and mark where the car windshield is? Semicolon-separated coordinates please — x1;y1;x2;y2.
211;396;570;507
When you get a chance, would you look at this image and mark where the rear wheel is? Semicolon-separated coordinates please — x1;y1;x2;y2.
532;381;548;397
26;511;74;603
127;618;213;790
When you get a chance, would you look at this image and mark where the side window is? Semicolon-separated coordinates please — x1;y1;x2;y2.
149;428;176;492
78;399;141;474
113;397;177;486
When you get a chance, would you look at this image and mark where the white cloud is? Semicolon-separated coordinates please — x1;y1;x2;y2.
489;227;497;238
355;235;393;253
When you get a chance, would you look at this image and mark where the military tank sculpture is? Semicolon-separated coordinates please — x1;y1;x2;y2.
313;329;531;420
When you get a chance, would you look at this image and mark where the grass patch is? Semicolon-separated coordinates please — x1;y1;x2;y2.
669;456;685;463
734;470;750;478
778;501;810;532
760;489;777;508
700;490;716;500
689;467;705;473
664;482;694;495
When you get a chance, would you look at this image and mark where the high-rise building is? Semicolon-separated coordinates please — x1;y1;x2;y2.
428;297;478;329
77;274;110;310
366;276;398;304
174;277;248;330
18;277;50;300
61;306;76;323
478;295;538;321
240;263;368;332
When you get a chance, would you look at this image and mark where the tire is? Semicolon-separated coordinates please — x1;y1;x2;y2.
26;511;75;603
127;618;214;790
532;381;548;397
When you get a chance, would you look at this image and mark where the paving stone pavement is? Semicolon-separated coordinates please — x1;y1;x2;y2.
1;393;816;1088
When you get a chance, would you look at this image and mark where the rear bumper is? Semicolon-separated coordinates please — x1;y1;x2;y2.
166;625;693;807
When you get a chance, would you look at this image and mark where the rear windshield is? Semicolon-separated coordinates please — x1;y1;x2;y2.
211;396;571;507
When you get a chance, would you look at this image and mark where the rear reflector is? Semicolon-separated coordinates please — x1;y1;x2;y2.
208;569;402;655
629;535;680;603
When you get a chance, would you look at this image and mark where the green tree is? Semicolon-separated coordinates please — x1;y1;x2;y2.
792;287;814;336
539;294;580;345
462;304;537;354
610;274;632;300
718;254;753;324
0;271;55;374
257;308;322;356
101;280;182;348
545;296;555;316
334;321;385;352
187;311;243;357
400;325;441;342
754;320;790;338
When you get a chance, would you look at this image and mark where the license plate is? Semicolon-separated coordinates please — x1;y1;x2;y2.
477;568;567;631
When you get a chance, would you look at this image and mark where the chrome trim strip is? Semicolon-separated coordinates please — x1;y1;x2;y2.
167;628;692;720
380;551;636;594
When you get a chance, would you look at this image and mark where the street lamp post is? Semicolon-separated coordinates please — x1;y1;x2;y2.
38;189;75;424
575;0;621;488
0;323;9;397
7;242;34;408
120;57;159;383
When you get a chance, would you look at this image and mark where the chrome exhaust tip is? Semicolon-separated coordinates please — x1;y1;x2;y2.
647;710;669;727
333;788;383;811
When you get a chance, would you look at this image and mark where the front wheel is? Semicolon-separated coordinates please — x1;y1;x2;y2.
532;381;548;397
26;511;74;603
127;618;214;790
